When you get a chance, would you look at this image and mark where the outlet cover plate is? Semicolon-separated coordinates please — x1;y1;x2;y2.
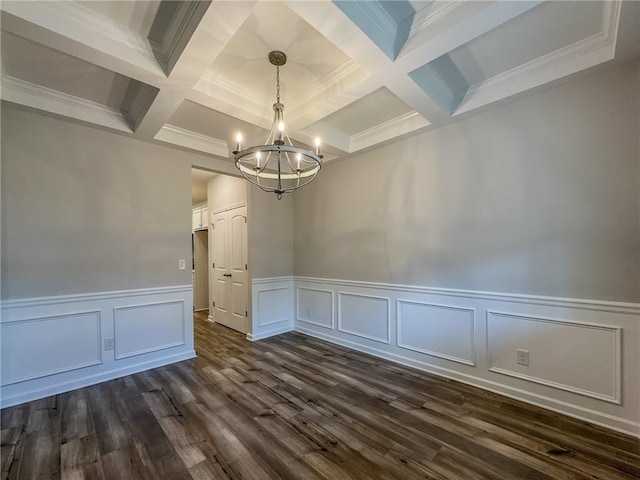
517;349;529;366
104;338;115;351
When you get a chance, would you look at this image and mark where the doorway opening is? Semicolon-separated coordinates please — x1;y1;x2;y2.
191;168;250;337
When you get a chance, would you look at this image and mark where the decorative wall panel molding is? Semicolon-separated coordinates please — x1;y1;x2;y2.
1;311;102;385
0;285;194;408
338;292;391;344
114;300;186;360
293;276;640;438
397;300;475;366
257;288;291;327
250;277;294;341
296;287;334;329
487;311;622;404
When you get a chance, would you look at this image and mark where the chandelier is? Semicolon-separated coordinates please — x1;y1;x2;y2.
233;51;323;199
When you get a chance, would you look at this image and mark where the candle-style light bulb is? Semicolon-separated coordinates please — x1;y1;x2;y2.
296;153;302;171
277;121;285;143
256;151;262;170
314;137;321;156
235;133;242;152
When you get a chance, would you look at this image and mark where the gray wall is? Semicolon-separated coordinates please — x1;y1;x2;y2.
207;174;247;211
294;61;640;303
1;106;216;299
248;186;294;279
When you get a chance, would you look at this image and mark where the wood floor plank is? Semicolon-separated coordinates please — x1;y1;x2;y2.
1;311;638;480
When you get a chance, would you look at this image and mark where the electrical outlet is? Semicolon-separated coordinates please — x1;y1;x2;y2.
306;307;312;316
104;338;115;351
178;259;186;270
516;349;529;366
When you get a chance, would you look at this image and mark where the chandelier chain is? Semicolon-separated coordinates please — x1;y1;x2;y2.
276;66;280;103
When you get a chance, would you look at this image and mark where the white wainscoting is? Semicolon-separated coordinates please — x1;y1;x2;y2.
297;287;334;329
248;277;294;341
114;301;186;360
397;300;475;366
338;292;391;344
487;311;621;404
294;276;640;438
1;311;102;385
0;285;194;408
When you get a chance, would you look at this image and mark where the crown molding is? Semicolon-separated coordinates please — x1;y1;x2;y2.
288;60;365;110
196;69;266;109
409;1;466;38
349;111;429;153
154;124;229;157
455;0;621;115
1;75;131;132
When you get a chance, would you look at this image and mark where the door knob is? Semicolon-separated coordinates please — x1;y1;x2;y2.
223;273;232;277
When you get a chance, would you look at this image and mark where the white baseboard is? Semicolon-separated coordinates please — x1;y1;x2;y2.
1;285;194;408
247;324;294;342
294;276;640;438
0;350;195;408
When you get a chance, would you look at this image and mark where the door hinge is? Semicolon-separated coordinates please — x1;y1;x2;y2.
212;301;216;307
245;263;248;270
212;262;215;268
245;310;248;317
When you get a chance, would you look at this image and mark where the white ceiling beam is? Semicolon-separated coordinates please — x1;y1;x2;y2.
395;0;544;73
133;0;258;139
0;3;165;87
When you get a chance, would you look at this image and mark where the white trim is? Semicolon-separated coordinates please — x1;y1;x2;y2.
409;1;465;37
487;310;622;404
197;69;266;111
0;285;194;407
295;276;639;315
247;324;294;342
251;277;294;341
337;292;391;344
0;310;103;385
293;275;639;437
0;285;192;309
0;350;195;409
288;60;364;109
0;75;131;133
113;300;187;360
396;300;475;366
257;287;291;327
455;0;621;115
252;276;295;285
154;124;229;157
349;111;429;153
296;287;335;330
212;202;248;215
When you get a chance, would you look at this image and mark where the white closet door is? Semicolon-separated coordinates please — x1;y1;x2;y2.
212;206;248;333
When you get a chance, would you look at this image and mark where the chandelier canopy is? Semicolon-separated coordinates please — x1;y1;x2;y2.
233;51;323;199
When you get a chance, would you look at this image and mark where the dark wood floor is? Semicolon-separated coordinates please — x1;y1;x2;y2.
2;312;639;479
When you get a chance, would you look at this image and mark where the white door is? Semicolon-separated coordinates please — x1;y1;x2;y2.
212;206;248;333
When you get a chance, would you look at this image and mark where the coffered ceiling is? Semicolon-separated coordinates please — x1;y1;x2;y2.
1;1;637;167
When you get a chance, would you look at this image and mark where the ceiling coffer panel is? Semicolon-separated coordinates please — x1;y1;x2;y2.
0;0;633;164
